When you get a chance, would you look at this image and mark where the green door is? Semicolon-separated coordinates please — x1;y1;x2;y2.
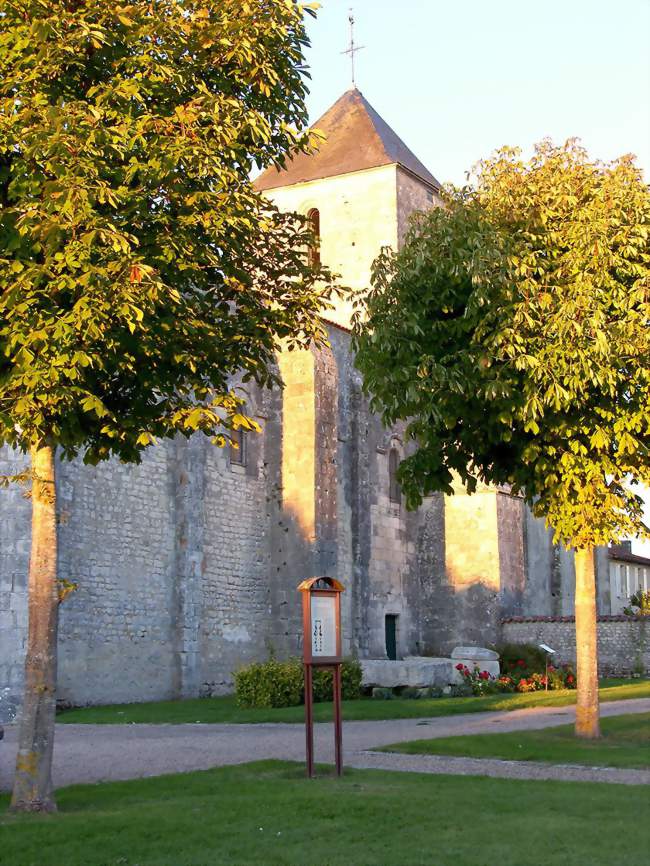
385;615;397;661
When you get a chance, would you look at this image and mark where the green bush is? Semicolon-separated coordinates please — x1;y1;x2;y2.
234;658;303;709
341;657;363;699
496;642;547;675
494;643;575;692
234;657;363;709
313;658;363;702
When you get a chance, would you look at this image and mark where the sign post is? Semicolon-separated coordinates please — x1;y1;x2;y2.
298;576;345;778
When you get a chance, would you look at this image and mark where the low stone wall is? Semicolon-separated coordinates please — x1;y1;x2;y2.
501;616;649;676
361;657;455;689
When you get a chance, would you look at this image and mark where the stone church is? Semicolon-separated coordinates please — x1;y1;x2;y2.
0;89;607;712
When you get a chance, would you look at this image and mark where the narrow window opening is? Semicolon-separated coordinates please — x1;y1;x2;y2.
388;448;401;504
307;207;321;267
229;429;246;466
385;614;398;661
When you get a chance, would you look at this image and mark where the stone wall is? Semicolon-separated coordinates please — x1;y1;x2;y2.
56;447;177;706
1;323;567;713
501;616;650;676
264;165;400;330
0;448;30;721
198;394;272;696
396;167;441;244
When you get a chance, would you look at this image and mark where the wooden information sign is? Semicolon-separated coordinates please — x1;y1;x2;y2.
298;576;345;778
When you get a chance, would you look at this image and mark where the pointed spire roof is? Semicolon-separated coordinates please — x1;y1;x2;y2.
255;88;440;191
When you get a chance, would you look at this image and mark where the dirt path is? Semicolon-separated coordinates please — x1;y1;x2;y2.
1;697;648;791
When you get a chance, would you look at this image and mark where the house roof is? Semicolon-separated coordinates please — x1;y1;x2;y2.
254;88;440;192
608;545;650;567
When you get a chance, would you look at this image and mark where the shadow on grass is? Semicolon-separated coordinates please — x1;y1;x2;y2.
2;760;650;866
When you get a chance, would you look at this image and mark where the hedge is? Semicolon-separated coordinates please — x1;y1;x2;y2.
234;658;363;709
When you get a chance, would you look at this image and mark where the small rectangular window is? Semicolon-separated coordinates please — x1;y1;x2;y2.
229;429;246;466
385;614;398;661
388;449;401;504
307;208;320;268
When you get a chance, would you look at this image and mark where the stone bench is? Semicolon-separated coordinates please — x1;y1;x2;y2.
360;657;455;689
361;647;500;689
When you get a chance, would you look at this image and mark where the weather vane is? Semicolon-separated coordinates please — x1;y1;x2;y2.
341;9;364;87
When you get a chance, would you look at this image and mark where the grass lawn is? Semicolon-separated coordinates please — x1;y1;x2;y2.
2;761;649;866
56;678;650;725
381;711;650;769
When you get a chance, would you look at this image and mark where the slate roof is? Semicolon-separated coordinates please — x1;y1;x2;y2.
609;545;650;567
254;88;440;191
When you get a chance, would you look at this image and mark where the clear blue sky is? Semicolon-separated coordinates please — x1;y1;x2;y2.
303;0;650;186
303;0;650;553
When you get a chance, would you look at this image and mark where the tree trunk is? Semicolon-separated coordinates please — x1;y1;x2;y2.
10;442;59;812
574;547;600;739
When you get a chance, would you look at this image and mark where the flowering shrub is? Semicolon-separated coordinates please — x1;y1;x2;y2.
497;643;547;675
455;660;576;696
496;675;516;692
454;663;501;695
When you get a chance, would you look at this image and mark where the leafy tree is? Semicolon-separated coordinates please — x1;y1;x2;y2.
354;140;650;739
0;0;332;812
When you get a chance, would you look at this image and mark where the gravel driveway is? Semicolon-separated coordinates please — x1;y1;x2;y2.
1;697;648;791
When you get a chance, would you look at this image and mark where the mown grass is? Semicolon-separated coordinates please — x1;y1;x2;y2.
56;678;650;725
2;760;649;866
381;711;650;769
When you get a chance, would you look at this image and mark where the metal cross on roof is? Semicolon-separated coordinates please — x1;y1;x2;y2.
341;9;365;87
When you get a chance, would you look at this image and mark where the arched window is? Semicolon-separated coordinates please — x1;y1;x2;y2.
229;428;246;466
307;207;320;267
388;448;401;504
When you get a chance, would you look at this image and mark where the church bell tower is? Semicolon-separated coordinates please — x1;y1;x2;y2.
254;88;442;329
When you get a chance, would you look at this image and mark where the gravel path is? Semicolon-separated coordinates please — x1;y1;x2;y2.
350;751;650;785
1;697;648;791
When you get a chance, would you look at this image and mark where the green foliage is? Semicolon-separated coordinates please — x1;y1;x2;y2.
353;140;650;548
0;1;334;461
234;658;303;709
497;643;548;674
234;658;362;709
625;589;650;615
493;645;577;692
313;658;363;702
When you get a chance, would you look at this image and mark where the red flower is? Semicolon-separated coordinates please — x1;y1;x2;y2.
517;659;526;667
567;675;574;684
455;663;465;671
